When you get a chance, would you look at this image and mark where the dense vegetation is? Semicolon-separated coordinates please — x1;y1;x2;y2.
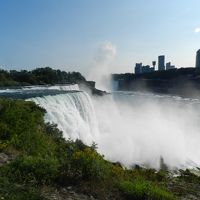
0;67;86;86
0;98;199;199
0;67;106;96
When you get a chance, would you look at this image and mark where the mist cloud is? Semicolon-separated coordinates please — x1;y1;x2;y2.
95;41;116;63
194;27;200;33
93;92;200;169
87;41;117;91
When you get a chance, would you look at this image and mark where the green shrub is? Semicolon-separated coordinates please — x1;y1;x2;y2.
126;168;167;183
71;147;111;181
0;140;8;151
5;155;59;185
111;164;125;181
118;180;175;200
0;99;59;156
0;176;43;200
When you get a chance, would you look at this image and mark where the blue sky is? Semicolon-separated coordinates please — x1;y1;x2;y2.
0;0;200;75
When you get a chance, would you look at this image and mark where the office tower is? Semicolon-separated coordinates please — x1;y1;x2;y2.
135;63;142;74
196;49;200;68
142;65;154;73
166;62;171;70
158;55;165;71
166;62;175;70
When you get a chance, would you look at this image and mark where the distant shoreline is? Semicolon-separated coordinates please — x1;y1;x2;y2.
112;67;200;98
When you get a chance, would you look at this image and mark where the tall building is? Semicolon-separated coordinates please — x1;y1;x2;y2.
166;62;171;70
166;62;175;70
158;55;165;71
196;49;200;68
135;63;142;74
142;65;155;73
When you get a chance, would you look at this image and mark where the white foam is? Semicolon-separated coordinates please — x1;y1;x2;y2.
27;90;200;169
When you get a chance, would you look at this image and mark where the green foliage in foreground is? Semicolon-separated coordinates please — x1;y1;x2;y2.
0;176;42;200
7;155;59;185
118;180;175;200
0;98;177;199
71;147;111;181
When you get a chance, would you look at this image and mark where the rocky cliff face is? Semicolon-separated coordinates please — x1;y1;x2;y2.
79;81;107;96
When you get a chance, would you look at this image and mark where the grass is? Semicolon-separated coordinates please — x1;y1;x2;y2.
118;180;175;200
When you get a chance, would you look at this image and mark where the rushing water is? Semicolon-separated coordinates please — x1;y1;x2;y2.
1;85;200;169
30;91;99;144
93;92;200;169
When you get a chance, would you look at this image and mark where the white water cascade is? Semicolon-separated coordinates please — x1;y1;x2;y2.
30;91;99;145
29;89;200;169
0;84;80;93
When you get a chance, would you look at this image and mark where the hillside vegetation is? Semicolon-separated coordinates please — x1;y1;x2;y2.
0;67;86;86
0;98;199;199
0;67;106;96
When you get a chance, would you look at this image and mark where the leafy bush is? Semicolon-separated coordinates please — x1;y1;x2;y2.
111;164;125;180
4;155;59;185
127;168;167;183
0;140;8;151
0;176;43;200
118;180;175;200
0;99;57;156
71;147;111;181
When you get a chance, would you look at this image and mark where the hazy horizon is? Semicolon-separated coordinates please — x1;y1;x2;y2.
0;0;200;76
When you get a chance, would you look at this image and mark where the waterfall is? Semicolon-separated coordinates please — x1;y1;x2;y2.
0;84;79;93
28;89;200;169
29;91;99;145
24;84;80;91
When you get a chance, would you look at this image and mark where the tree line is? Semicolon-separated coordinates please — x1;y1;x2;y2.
0;67;86;86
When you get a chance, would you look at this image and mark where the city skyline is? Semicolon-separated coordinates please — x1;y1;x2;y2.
134;49;200;74
0;0;200;77
134;54;176;74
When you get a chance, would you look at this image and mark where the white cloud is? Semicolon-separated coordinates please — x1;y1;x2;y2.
195;27;200;33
